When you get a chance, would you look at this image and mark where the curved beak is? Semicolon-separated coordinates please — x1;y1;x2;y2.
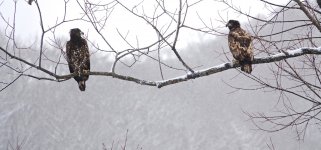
80;31;85;38
226;22;230;27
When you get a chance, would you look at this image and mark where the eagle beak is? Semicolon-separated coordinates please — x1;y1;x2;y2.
80;31;84;38
226;23;230;27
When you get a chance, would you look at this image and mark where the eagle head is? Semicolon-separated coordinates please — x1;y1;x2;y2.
69;28;84;40
226;20;240;30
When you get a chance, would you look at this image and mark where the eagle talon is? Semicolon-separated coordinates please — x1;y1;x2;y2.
83;70;90;74
187;73;199;79
232;59;239;65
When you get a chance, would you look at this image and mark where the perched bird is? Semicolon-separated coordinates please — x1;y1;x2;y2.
226;20;253;74
66;28;90;91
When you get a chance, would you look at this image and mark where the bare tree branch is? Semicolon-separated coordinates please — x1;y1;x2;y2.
2;45;321;88
2;0;321;143
294;0;321;32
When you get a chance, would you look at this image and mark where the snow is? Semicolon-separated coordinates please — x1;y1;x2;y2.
125;47;321;88
270;53;286;59
212;63;228;69
155;81;161;87
196;63;228;73
287;48;303;56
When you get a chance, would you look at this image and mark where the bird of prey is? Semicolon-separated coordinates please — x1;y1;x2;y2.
226;20;253;74
66;28;90;91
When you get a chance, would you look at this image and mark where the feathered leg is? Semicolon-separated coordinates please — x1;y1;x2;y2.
241;64;252;74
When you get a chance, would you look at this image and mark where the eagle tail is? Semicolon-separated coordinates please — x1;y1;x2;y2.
78;81;86;91
241;64;252;74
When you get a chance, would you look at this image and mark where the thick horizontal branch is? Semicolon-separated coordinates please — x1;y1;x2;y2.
156;47;321;87
0;46;58;77
1;46;321;88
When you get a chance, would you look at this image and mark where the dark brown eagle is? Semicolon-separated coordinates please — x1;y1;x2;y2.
226;20;253;74
66;28;90;91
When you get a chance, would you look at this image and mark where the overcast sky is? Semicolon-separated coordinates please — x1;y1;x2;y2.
2;1;321;150
0;0;283;51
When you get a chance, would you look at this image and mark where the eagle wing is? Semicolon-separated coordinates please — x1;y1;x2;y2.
66;41;75;73
228;28;253;61
65;39;90;79
80;39;90;72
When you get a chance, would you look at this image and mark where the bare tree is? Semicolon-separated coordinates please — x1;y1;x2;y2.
102;130;142;150
1;0;321;142
1;0;320;87
6;136;26;150
216;0;321;140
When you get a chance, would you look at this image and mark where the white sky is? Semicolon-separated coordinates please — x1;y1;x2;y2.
0;0;283;52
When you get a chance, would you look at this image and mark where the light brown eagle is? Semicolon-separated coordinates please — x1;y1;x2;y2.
66;28;90;91
226;20;253;74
